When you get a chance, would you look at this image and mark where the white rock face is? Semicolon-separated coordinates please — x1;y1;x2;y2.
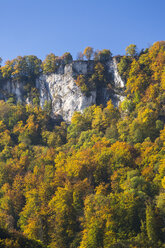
108;58;125;88
1;81;24;102
36;62;96;121
108;58;125;106
0;59;125;122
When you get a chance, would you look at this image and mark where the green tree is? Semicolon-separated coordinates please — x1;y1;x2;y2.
83;47;94;60
61;52;73;64
76;75;88;94
1;56;42;83
117;56;132;81
146;204;158;243
42;53;61;74
48;184;78;248
126;44;138;57
94;49;112;62
79;193;109;248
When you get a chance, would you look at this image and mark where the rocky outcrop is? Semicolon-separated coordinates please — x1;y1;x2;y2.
109;58;125;88
36;61;96;121
0;58;125;122
108;58;125;105
0;81;25;102
36;74;96;121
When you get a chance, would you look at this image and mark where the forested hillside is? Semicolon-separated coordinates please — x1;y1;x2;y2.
0;41;164;248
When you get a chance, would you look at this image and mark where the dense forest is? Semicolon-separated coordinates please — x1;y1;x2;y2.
0;41;164;248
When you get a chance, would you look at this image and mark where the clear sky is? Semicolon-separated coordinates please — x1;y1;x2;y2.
0;0;165;63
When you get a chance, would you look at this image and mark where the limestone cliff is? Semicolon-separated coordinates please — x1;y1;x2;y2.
0;58;125;122
36;74;96;121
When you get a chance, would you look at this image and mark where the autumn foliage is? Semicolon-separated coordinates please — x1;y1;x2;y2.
0;42;164;247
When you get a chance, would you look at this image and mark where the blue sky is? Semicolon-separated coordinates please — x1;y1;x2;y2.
0;0;165;63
